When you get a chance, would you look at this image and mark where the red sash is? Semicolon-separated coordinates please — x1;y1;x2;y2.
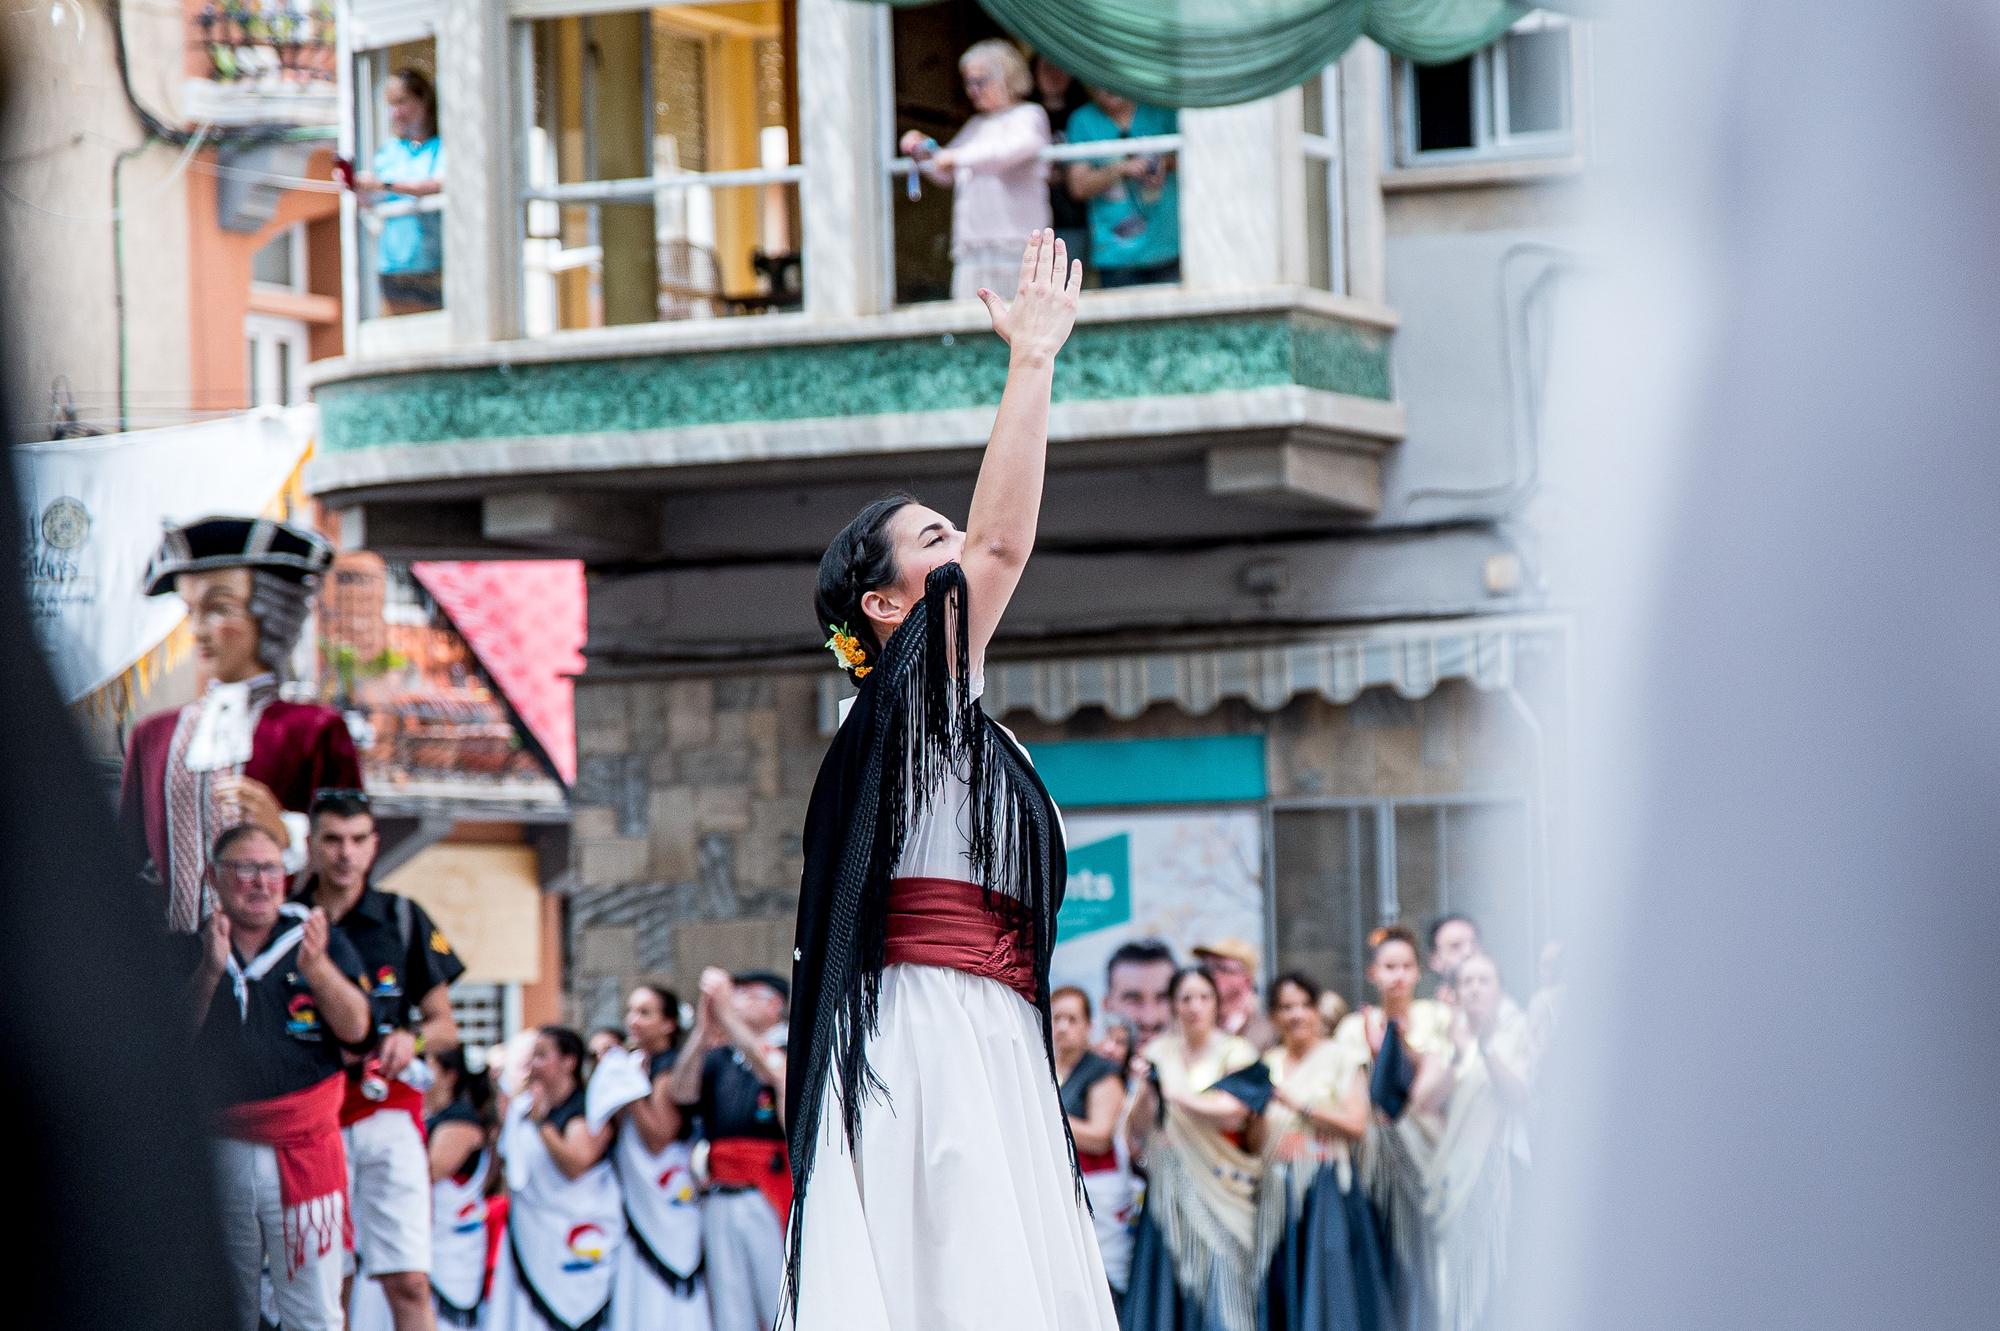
217;1074;350;1274
882;876;1037;1005
707;1137;793;1222
1077;1148;1119;1175
339;1068;429;1138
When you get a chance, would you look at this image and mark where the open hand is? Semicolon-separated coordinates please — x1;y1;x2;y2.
977;229;1081;361
298;907;331;971
202;912;232;975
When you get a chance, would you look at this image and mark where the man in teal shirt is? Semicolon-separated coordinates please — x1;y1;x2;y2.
1065;89;1180;288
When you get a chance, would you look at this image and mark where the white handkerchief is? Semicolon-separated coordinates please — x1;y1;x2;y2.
585;1045;652;1133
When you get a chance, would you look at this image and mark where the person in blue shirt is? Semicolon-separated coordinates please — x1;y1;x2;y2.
354;69;445;315
1065;88;1180;288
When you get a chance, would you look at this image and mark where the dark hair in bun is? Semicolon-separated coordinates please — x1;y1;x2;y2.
813;494;916;672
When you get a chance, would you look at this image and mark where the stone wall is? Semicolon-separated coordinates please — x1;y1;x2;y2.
566;670;826;1027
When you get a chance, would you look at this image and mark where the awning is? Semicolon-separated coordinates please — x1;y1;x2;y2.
818;615;1565;733
412;560;586;784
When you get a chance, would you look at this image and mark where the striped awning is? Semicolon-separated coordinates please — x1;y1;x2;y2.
818;615;1564;733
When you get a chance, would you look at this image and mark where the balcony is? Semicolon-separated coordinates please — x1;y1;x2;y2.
314;0;1405;564
183;2;339;128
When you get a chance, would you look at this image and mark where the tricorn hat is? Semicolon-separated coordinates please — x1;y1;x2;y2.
142;515;334;597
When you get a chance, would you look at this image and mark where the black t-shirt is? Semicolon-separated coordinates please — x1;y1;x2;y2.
299;884;466;1041
1060;1050;1122;1120
697;1046;784;1141
178;905;369;1107
545;1086;588;1133
428;1096;487;1183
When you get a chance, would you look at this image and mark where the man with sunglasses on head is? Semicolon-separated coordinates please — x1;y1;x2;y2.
295;788;467;1331
183;823;374;1331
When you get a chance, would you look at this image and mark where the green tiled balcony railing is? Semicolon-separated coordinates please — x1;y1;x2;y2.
315;310;1391;455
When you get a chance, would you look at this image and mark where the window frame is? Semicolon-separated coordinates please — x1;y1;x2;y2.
251;221;310;294
872;11;1187;310
1269;792;1540;1002
512;0;806;332
346;35;447;336
1393;11;1580;169
245;313;310;408
1299;65;1346;296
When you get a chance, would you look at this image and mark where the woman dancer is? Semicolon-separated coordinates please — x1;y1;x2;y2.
1124;967;1264;1331
785;230;1111;1331
610;985;710;1331
488;1028;622;1331
1054;985;1136;1310
425;1046;497;1327
1334;928;1452;1331
1425;954;1534;1331
1257;974;1390;1331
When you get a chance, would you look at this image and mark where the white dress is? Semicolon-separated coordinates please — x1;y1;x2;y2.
790;704;1117;1331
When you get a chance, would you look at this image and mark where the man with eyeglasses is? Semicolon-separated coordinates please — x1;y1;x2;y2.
182;823;373;1331
295;788;466;1331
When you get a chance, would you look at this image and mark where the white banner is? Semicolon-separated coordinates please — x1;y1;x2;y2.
15;406;316;701
1051;808;1266;1001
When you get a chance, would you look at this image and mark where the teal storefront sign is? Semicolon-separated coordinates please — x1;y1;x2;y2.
1059;833;1132;940
1032;735;1268;809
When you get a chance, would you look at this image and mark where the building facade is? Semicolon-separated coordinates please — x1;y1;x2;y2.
309;0;1584;1022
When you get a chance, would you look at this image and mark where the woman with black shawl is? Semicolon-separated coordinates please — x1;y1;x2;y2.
783;230;1115;1331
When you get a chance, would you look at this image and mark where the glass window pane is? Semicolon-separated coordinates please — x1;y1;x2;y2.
1305;159;1333;292
1302;71;1327;137
252;229;296;287
1412;57;1477;153
1393;805;1444;938
526;4;799;330
1273;807;1378;1011
354;39;442;320
1503;27;1571;137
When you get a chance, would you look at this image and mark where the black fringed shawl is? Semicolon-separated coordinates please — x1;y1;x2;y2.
782;563;1077;1317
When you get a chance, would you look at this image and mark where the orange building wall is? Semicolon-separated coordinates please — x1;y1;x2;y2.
185;146;344;414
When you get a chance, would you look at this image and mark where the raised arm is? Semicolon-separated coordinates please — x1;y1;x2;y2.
963;229;1082;659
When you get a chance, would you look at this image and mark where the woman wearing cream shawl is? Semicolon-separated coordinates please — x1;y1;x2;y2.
1254;974;1390;1331
1124;966;1263;1331
1424;953;1534;1331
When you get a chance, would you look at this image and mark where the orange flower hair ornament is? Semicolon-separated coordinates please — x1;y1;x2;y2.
825;623;872;679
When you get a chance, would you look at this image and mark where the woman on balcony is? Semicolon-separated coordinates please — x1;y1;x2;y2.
900;40;1052;302
353;69;444;316
783;230;1115;1330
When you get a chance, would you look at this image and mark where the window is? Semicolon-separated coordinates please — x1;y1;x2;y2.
449;981;512;1046
1272;796;1537;1006
881;6;1183;306
251;222;307;292
245;314;309;407
522;2;802;333
1300;68;1344;294
351;39;445;322
1396;12;1576;166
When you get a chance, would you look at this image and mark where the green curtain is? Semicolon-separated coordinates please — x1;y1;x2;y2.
860;0;1539;107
